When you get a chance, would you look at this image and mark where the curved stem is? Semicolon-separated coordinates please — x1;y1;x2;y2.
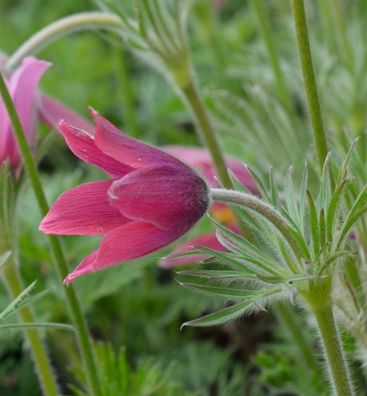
210;188;307;260
291;0;328;171
0;73;101;396
2;257;59;396
312;305;354;395
5;12;123;72
179;79;233;189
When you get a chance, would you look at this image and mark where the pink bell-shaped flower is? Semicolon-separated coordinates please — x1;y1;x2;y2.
40;110;210;283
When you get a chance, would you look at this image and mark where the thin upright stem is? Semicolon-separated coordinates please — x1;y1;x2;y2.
291;0;328;170
2;257;59;396
5;12;123;72
251;0;292;110
312;305;354;395
0;73;101;396
179;79;233;189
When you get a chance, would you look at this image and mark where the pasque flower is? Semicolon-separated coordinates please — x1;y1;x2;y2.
0;57;50;171
0;55;94;172
160;147;256;268
40;110;209;283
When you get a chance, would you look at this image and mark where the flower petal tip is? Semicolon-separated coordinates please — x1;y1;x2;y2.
88;106;99;120
57;119;66;128
63;271;82;285
63;276;73;285
158;258;169;269
38;217;50;233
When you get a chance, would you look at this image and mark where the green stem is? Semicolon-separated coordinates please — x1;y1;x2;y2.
179;79;233;189
5;12;123;72
0;73;101;396
114;47;139;137
275;303;321;381
311;305;354;395
2;257;59;396
251;0;292;110
210;188;307;260
291;0;328;170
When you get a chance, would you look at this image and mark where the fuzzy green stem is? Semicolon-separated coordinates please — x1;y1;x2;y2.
210;188;308;260
2;256;59;396
0;73;101;396
5;12;123;72
311;304;354;395
179;79;233;189
251;0;292;110
291;0;328;170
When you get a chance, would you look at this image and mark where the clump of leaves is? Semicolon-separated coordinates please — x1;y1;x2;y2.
177;143;365;327
71;342;195;396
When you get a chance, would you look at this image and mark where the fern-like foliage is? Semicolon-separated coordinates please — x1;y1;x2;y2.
177;144;366;327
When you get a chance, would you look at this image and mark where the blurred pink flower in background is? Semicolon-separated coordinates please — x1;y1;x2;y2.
40;94;94;134
165;146;257;193
0;55;95;173
40;110;209;283
214;0;229;9
0;57;50;171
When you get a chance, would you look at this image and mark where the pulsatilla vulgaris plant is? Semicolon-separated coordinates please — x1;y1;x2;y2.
176;147;363;395
3;1;367;395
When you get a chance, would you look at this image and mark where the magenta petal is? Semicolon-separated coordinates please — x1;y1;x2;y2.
40;95;94;133
9;57;51;144
160;231;226;268
40;180;127;235
0;57;50;167
64;221;179;283
64;251;98;284
109;165;209;232
91;110;184;169
0;77;10;163
59;120;133;177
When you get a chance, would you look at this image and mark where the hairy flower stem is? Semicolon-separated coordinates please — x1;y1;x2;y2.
0;74;101;396
210;188;306;260
0;167;58;395
309;301;354;395
251;0;292;110
5;12;123;72
179;80;233;189
212;187;353;394
2;257;59;396
291;0;328;171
